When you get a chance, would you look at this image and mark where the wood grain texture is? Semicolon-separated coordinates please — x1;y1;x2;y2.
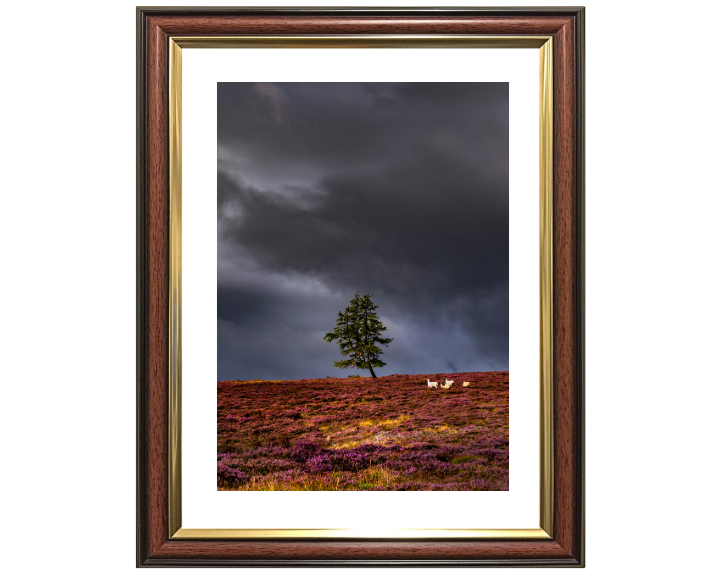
148;15;574;36
137;7;585;567
144;538;575;566
551;16;580;561
141;15;169;562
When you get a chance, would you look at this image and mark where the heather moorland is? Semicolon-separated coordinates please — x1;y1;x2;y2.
218;371;509;491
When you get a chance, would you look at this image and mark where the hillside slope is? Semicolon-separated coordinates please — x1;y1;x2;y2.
218;371;509;491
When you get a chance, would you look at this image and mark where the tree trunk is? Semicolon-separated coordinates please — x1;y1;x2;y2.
369;366;377;378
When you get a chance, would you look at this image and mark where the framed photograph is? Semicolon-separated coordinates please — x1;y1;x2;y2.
137;6;585;567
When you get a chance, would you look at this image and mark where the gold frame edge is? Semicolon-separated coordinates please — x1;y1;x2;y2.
538;38;555;537
174;35;551;49
172;527;551;540
168;38;183;538
167;35;554;541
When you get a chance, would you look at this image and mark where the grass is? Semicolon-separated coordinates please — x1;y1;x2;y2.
218;371;509;491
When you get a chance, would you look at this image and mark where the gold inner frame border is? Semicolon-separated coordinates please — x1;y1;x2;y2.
167;35;553;540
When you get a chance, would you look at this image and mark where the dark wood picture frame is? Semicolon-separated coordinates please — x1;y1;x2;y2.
137;6;584;567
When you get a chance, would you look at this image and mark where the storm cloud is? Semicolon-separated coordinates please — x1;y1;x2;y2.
218;82;508;380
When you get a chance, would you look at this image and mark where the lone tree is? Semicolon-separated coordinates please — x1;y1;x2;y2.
324;292;393;378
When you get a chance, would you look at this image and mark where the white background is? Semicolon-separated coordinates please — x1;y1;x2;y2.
182;47;539;529
1;0;719;574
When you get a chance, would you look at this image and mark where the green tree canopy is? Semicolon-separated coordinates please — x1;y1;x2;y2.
323;293;393;378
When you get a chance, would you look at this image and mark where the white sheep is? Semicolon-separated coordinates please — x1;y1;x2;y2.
462;381;470;387
427;379;438;389
441;379;453;389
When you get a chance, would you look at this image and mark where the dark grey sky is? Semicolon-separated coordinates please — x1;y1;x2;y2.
217;82;508;381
